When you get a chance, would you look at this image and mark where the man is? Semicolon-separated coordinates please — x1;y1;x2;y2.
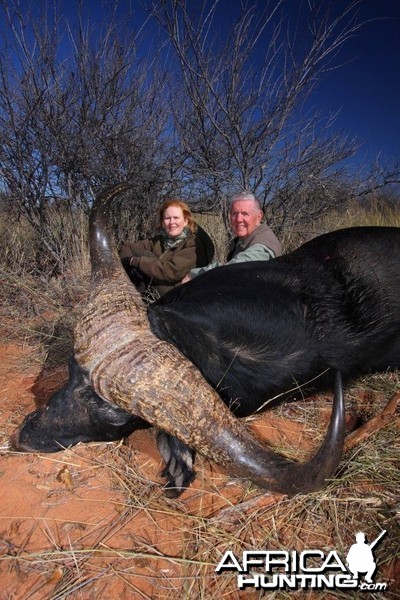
182;191;281;282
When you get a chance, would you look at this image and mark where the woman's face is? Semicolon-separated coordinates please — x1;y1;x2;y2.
162;206;188;238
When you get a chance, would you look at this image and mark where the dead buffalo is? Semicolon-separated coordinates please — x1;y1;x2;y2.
12;184;400;497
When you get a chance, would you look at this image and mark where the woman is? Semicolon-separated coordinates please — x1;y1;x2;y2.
120;199;213;298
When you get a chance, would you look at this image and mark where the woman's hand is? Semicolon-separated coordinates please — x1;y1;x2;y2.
129;257;140;268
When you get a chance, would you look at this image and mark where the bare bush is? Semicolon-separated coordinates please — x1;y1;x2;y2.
0;0;399;277
152;0;399;233
0;0;174;273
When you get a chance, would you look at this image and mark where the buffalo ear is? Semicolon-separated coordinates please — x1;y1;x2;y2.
95;400;135;427
67;356;90;387
68;355;138;427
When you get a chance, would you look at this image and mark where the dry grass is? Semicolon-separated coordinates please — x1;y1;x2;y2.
315;198;400;238
1;391;399;598
1;309;399;598
281;197;400;251
0;254;90;374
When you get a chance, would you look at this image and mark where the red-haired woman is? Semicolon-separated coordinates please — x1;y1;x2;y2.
120;199;213;298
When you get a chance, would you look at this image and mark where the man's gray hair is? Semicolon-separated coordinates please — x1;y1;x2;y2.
230;191;262;211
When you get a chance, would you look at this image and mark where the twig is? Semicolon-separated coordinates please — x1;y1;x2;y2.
344;392;400;451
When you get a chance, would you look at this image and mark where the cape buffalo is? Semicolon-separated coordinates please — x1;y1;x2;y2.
12;184;400;497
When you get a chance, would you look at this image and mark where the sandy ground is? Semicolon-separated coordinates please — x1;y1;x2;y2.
0;340;399;599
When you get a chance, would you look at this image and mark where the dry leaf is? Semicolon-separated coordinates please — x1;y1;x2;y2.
56;465;74;491
47;567;64;584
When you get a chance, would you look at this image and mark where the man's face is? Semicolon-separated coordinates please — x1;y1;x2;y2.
230;200;263;238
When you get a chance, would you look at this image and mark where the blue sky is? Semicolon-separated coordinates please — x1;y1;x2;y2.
308;0;400;168
3;0;399;170
76;0;400;169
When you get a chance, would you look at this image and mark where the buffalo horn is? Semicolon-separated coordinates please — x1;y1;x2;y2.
74;184;345;495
